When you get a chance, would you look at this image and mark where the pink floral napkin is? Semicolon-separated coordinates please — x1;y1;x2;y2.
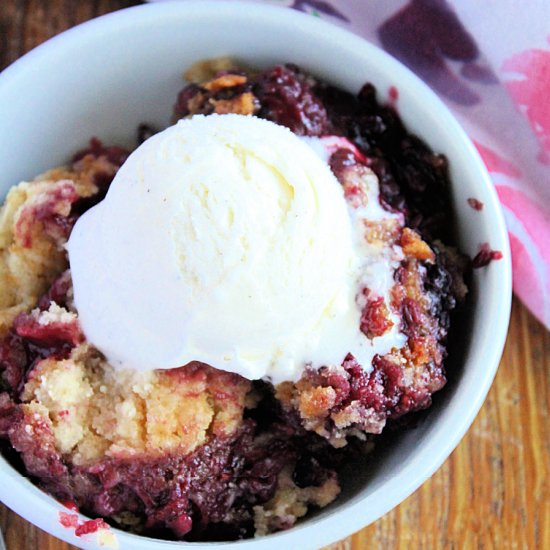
149;0;550;330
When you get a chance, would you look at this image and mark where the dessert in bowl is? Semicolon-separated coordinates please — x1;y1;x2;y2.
0;2;511;549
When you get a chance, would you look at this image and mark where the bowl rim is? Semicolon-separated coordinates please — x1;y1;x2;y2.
0;1;512;549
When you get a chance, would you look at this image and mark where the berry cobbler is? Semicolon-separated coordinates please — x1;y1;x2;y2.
0;59;467;541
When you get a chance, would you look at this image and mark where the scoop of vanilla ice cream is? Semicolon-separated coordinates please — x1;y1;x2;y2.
68;114;372;382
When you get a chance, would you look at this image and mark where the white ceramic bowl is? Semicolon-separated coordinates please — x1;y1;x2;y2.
0;2;511;549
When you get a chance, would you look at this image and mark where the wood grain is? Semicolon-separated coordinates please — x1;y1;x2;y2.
0;2;548;549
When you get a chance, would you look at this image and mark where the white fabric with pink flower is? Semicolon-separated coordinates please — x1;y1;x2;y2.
149;0;550;329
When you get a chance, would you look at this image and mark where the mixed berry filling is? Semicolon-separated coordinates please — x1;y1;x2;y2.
0;61;470;541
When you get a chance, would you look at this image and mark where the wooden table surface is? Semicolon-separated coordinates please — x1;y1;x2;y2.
0;1;548;548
